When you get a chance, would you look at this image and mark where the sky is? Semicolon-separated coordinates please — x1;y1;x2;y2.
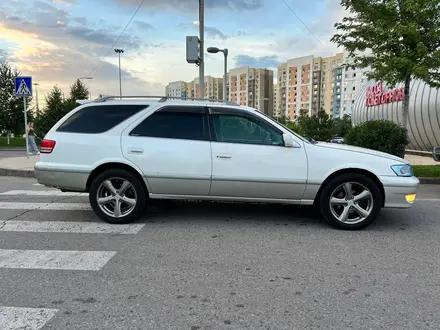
0;0;347;106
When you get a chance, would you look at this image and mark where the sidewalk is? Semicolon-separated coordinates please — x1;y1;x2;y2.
0;154;438;179
0;155;39;177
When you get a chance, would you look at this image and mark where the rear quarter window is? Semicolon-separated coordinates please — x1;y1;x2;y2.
57;104;148;134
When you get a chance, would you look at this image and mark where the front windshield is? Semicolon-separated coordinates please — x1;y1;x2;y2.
255;110;311;144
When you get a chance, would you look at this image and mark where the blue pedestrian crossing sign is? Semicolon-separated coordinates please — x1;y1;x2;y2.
15;76;32;97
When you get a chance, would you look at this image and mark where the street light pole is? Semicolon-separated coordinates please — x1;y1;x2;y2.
199;0;204;98
33;83;39;118
114;49;124;99
78;77;93;99
207;47;228;101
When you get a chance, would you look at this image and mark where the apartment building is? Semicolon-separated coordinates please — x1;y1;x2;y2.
192;76;223;100
277;55;314;120
341;52;371;116
228;67;274;116
311;53;345;118
273;83;280;118
165;80;188;97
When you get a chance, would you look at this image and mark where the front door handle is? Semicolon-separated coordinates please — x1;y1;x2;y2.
217;155;231;159
129;148;143;154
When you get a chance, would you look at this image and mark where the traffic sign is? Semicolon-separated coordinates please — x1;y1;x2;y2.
15;76;32;97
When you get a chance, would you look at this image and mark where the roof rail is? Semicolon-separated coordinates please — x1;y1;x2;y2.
92;95;239;106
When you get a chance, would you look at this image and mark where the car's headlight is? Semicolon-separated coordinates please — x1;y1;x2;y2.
391;164;413;177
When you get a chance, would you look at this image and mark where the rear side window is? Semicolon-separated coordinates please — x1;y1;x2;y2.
57;105;147;134
129;106;208;141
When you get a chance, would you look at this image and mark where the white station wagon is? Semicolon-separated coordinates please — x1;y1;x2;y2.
35;96;420;230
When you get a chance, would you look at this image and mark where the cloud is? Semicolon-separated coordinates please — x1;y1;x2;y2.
134;21;154;30
52;0;75;4
0;49;10;59
113;0;263;12
234;55;281;69
194;21;228;40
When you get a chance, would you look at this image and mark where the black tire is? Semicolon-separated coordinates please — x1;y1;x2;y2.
319;173;382;230
89;168;147;224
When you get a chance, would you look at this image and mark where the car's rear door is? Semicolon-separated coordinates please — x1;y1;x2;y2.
121;105;212;197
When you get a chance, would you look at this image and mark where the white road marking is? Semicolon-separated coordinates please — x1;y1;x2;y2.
0;249;117;271
33;183;42;186
0;221;144;235
0;306;58;330
0;202;91;210
0;190;87;196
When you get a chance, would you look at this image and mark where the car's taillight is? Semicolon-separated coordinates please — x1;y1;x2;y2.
40;139;56;154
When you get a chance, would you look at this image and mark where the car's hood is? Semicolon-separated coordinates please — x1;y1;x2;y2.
315;142;407;163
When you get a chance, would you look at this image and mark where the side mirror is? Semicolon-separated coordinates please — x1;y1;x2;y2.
283;133;294;147
433;146;440;162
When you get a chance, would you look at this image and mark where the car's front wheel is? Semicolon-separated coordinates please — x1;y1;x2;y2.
319;173;382;230
89;168;147;224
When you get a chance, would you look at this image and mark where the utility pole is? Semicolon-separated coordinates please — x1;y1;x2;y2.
199;0;204;98
114;49;124;99
33;83;39;118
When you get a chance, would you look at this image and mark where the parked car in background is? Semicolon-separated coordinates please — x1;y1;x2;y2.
433;146;440;161
35;96;420;230
331;136;345;144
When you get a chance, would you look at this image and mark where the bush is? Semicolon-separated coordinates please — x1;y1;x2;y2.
345;120;409;158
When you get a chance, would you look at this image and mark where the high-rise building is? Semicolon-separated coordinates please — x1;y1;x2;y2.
273;83;280;118
165;81;188;97
228;67;274;116
313;53;344;118
341;52;371;117
277;55;314;120
193;76;223;100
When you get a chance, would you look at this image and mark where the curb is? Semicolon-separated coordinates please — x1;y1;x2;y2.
405;149;433;158
0;168;35;178
419;177;440;185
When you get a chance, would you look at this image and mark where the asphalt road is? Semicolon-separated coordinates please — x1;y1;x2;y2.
0;176;440;330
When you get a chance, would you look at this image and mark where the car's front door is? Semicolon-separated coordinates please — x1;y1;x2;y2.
121;105;212;196
209;107;308;201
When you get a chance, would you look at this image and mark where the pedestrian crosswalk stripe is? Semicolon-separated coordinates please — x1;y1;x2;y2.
0;202;91;210
0;190;88;196
0;249;117;271
0;220;144;234
0;306;58;330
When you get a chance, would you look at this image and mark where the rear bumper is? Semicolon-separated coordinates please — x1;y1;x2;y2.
381;175;420;208
34;162;89;192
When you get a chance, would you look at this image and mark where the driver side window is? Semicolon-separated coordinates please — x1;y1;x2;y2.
212;113;284;146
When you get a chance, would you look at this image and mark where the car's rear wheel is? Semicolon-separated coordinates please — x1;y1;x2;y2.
89;169;146;224
319;173;382;230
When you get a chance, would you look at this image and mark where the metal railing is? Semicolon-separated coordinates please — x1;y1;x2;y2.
92;95;239;105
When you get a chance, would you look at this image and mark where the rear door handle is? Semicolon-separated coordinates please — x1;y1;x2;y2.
129;148;143;154
217;155;231;159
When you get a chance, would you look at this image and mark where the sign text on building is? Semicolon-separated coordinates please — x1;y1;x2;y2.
366;82;404;107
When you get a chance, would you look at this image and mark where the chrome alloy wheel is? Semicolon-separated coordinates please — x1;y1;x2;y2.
96;177;137;218
329;182;374;224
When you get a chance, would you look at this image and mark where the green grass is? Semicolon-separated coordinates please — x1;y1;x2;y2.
0;136;42;148
413;165;440;178
0;137;26;147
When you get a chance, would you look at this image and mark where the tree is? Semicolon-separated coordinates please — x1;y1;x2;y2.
331;0;440;129
298;110;334;142
35;86;65;137
64;79;90;113
332;114;352;137
0;60;34;136
35;79;89;137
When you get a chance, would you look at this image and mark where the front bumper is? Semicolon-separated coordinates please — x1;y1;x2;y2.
381;175;420;208
34;162;89;192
